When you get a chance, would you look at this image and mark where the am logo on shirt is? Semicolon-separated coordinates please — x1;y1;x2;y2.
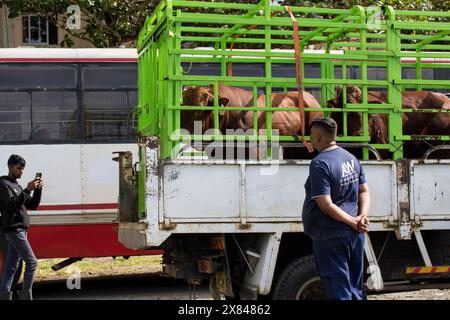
341;160;356;177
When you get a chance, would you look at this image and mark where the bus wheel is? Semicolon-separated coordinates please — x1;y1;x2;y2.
272;255;325;300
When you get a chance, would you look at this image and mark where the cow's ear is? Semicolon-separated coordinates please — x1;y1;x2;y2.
347;86;361;101
326;98;334;108
335;86;343;97
218;97;229;107
348;86;357;94
202;92;210;105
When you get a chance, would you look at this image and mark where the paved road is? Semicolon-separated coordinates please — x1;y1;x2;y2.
33;273;211;300
32;273;450;300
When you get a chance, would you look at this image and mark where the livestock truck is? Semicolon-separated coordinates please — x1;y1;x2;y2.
113;0;450;299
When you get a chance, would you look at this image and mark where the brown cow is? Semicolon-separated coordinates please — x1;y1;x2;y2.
248;91;323;159
182;84;258;160
181;85;231;134
252;91;323;136
407;92;450;159
182;85;323;159
182;84;323;135
327;86;450;159
362;89;450;158
327;86;366;137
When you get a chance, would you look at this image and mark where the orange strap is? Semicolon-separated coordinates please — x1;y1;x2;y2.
227;42;235;77
286;6;314;153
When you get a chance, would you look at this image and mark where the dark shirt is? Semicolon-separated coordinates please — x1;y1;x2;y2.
0;176;42;232
302;147;366;241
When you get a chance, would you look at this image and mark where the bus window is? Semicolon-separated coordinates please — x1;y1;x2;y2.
0;66;77;90
31;92;79;142
0;92;31;142
182;62;221;76
421;69;434;80
83;91;135;141
271;63;321;79
402;67;415;79
232;63;265;77
356;67;387;81
128;91;138;137
82;65;138;90
435;68;450;81
402;67;435;80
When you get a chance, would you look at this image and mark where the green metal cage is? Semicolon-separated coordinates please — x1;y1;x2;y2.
136;0;450;161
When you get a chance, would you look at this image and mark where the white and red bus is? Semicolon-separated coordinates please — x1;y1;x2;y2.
0;48;162;269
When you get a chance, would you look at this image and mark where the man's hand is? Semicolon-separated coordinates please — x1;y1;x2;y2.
357;216;369;233
26;179;39;192
36;178;44;190
350;216;369;233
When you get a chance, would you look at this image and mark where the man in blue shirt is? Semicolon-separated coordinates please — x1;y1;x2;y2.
302;117;370;300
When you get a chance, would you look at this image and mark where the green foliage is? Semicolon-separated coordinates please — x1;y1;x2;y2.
0;0;159;47
1;0;448;47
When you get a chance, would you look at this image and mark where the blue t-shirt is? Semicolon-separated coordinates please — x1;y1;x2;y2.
302;147;366;241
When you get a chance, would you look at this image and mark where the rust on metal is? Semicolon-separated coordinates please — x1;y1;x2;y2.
209;236;225;250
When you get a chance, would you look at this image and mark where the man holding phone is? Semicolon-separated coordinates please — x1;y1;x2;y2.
0;155;43;300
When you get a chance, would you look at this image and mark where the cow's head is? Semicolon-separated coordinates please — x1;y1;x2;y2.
181;86;229;134
346;86;362;104
327;86;363;136
327;86;362;108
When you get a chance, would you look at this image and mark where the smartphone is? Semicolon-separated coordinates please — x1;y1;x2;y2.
35;172;42;180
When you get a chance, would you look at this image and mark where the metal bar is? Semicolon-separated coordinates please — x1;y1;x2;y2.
173;14;370;29
395;10;450;17
271;6;351;15
219;0;266;41
173;0;259;10
385;6;404;160
301;10;355;45
264;0;272;159
239;163;248;227
417;30;450;50
393;21;450;31
172;49;372;59
413;230;432;267
365;234;384;291
422;145;450;160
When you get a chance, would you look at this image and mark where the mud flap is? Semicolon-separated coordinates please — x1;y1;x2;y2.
364;234;384;291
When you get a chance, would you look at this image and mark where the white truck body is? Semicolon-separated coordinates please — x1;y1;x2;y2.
117;138;450;297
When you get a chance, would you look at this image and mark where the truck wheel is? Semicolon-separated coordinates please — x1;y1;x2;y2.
272;255;325;300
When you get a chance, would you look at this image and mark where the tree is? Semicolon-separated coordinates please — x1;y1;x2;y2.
1;0;448;48
0;0;159;47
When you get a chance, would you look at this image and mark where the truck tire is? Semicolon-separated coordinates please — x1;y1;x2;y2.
272;255;325;300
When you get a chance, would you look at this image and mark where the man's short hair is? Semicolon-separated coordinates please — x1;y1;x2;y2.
311;117;338;139
8;154;26;168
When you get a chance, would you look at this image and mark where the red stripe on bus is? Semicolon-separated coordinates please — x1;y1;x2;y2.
37;203;118;211
27;224;163;259
414;267;422;273
431;267;438;273
0;58;137;63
